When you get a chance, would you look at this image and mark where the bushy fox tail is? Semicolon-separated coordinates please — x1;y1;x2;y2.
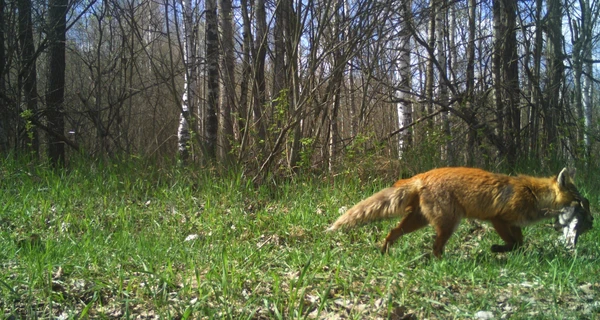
327;183;417;231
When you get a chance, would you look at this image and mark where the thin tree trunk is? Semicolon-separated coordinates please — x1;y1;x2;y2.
46;0;67;166
436;0;451;165
219;0;234;162
205;0;219;160
253;0;267;149
529;0;543;158
397;0;412;158
0;0;6;153
465;0;476;165
545;0;564;153
492;0;504;155
424;0;435;131
286;0;302;170
177;0;197;163
18;0;38;154
502;0;519;165
237;0;251;158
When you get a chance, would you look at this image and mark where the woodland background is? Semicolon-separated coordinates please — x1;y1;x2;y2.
0;0;599;175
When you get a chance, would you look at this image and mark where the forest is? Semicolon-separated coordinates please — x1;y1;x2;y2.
0;0;598;174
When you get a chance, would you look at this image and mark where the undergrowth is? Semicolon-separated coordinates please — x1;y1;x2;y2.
0;157;598;319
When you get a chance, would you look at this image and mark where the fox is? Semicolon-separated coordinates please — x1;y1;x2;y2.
327;167;592;258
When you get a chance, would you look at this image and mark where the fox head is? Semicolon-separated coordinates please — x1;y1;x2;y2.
555;168;583;206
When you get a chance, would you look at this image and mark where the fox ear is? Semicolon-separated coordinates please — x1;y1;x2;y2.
557;167;575;187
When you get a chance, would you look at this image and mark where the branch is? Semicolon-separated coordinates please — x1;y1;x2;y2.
386;109;443;140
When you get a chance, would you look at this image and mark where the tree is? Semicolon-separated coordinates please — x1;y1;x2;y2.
46;0;68;166
0;0;8;153
492;0;519;166
464;0;477;165
397;0;413;157
545;0;564;152
18;0;39;153
252;0;267;152
435;0;452;165
204;0;218;160
177;0;199;163
218;0;234;162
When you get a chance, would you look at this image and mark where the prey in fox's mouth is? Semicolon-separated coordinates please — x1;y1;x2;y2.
554;198;594;249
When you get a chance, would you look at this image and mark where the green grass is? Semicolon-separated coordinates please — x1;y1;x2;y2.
1;158;599;319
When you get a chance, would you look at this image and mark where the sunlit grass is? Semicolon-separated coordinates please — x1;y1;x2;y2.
1;157;598;319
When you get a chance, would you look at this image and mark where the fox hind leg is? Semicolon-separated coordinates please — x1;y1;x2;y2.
490;219;523;253
381;209;429;254
431;219;461;258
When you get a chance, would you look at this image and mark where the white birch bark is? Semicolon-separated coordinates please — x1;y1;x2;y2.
436;0;451;164
177;0;198;162
397;0;412;159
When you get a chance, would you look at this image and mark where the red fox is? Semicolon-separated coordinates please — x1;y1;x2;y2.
328;167;592;258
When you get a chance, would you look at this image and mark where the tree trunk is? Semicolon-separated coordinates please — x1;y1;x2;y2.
253;0;267;149
205;0;219;160
286;0;302;170
0;0;6;154
492;0;519;166
237;0;252;158
18;0;39;154
397;0;412;158
545;0;564;153
435;0;452;165
424;0;435;131
46;0;67;166
465;0;476;166
328;0;345;172
492;0;504;156
502;0;519;165
177;0;198;163
529;0;543;158
218;0;234;162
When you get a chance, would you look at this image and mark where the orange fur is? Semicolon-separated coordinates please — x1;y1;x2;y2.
328;167;589;258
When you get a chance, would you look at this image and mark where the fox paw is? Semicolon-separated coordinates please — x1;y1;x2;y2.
490;244;509;253
381;242;390;255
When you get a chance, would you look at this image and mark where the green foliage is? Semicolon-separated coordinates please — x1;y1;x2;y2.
297;137;316;169
0;157;598;318
20;109;35;148
269;89;290;136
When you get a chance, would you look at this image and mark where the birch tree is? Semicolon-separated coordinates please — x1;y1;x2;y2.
177;0;199;163
397;0;413;157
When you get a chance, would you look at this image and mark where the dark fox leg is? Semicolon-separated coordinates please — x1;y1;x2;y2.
490;219;523;253
381;210;429;254
432;219;461;258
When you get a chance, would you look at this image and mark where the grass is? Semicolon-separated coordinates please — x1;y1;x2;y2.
0;158;599;319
